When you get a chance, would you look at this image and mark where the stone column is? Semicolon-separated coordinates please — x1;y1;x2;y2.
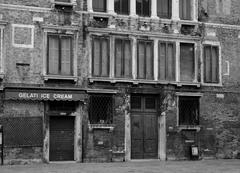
124;95;131;161
176;41;180;82
192;0;198;21
107;0;115;14
131;37;137;79
159;112;166;160
130;0;137;17
74;103;82;162
172;0;180;20
151;0;159;19
87;0;93;12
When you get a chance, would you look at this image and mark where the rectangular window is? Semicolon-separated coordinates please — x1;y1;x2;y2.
179;0;191;20
115;39;132;78
92;36;109;77
89;95;113;124
115;0;129;15
158;41;175;81
47;34;73;76
157;0;172;19
179;96;199;126
93;0;106;12
136;0;150;17
137;40;154;80
180;43;195;82
204;45;219;84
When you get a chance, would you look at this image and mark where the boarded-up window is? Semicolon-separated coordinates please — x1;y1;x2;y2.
179;96;199;125
93;0;106;12
92;36;109;77
137;40;154;80
179;0;191;20
89;95;113;124
47;35;73;76
157;0;172;19
115;0;129;15
0;117;43;147
180;43;195;82
204;45;219;83
136;0;150;17
115;39;132;78
158;41;175;81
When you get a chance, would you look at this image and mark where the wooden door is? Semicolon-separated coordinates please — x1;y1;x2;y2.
131;95;158;159
50;116;74;161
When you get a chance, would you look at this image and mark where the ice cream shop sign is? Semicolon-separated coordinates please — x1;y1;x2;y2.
5;89;86;101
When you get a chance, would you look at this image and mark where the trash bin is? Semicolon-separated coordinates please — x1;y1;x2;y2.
190;145;199;160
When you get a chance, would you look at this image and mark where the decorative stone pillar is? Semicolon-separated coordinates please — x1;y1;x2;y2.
172;0;180;20
159;112;166;160
107;0;115;14
151;0;159;19
130;0;137;17
87;0;93;12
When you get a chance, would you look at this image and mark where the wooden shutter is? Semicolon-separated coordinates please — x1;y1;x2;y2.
180;43;194;82
48;35;59;75
115;39;122;77
180;0;191;20
93;0;106;12
138;41;145;79
211;46;219;83
159;42;166;80
61;36;72;76
143;0;150;16
122;0;129;14
146;42;153;79
167;43;175;80
157;0;172;18
101;38;109;76
124;40;131;78
204;46;211;83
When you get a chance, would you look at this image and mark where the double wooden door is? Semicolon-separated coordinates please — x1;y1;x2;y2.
131;95;158;159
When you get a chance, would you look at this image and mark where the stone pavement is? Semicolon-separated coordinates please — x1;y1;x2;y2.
0;160;240;173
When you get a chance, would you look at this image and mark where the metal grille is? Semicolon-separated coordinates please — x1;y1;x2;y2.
0;117;43;147
179;96;199;125
89;95;113;124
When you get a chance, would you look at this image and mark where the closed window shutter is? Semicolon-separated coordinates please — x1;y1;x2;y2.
124;40;131;77
180;43;194;82
204;46;211;83
61;36;72;75
159;42;166;80
143;0;150;16
93;0;106;12
167;43;175;80
157;0;171;18
138;41;145;79
115;39;122;77
211;47;219;83
122;0;129;14
101;38;109;76
48;36;59;75
146;42;153;79
180;0;191;20
93;38;101;76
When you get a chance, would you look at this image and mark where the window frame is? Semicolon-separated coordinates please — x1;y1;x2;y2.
114;38;132;79
137;39;154;80
157;0;172;19
114;0;130;15
92;35;110;77
136;0;151;17
47;34;74;76
201;41;222;86
179;0;192;20
176;92;202;127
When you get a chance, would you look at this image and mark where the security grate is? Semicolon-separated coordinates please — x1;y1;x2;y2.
0;117;43;147
179;96;199;125
89;95;113;124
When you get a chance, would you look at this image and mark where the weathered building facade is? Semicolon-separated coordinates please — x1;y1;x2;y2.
0;0;240;164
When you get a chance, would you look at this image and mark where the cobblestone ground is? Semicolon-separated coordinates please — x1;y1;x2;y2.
1;160;240;173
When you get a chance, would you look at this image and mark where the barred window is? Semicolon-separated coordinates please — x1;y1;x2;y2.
89;95;113;124
179;96;199;126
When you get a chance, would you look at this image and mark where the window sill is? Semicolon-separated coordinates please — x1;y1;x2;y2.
43;75;78;82
176;82;201;87
201;82;223;87
177;125;201;132
88;124;115;132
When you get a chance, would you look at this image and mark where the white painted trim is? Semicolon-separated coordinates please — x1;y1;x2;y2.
12;24;35;48
87;0;93;12
200;41;222;87
224;61;230;76
151;0;159;19
107;0;116;15
172;0;180;20
130;0;137;17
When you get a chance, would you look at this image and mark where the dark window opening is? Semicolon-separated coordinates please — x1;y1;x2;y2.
47;34;73;76
93;0;107;12
204;45;219;83
180;43;195;82
49;101;76;112
137;40;154;80
179;96;199;126
115;0;130;15
131;95;157;111
131;96;142;109
92;36;110;77
158;41;175;81
136;0;150;17
180;0;191;20
157;0;172;19
89;95;113;124
115;39;132;78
